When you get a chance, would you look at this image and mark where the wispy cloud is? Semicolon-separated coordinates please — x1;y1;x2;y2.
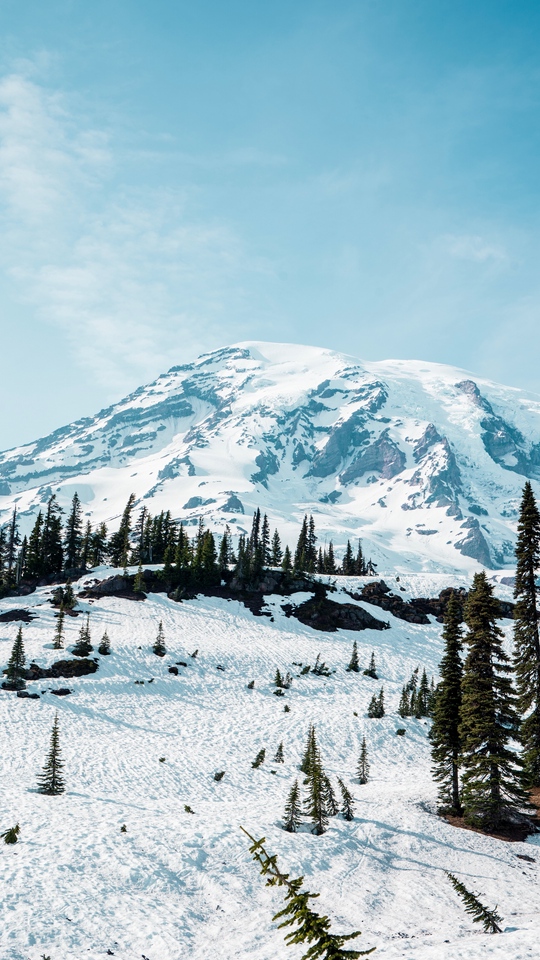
0;67;266;394
442;233;508;263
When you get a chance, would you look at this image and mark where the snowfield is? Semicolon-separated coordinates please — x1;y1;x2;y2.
0;572;538;960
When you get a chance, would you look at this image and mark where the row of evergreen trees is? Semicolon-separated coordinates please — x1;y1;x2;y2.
283;726;358;834
0;493;376;593
430;481;540;831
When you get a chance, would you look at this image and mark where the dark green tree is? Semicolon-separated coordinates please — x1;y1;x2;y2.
294;516;309;573
363;653;378;679
64;492;83;570
281;545;293;578
41;495;64;575
300;724;318;777
446;873;502;934
513;481;540;786
342;540;355;576
109;493;136;567
4;626;26;690
357;736;370;784
62;581;76;610
53;608;65;650
90;522;108;566
322;774;339;816
37;713;65;795
153;620;166;657
346;640;360;673
252;748;266;768
5;507;21;585
133;564;145;594
26;511;44;578
1;823;20;844
398;687;410;718
98;630;111;655
459;571;529;831
274;741;284;763
72;614;93;657
271;528;283;566
429;591;463;815
283;779;302;832
305;764;329;835
337;778;355;820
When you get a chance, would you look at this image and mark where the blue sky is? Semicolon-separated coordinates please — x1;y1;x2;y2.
1;0;540;448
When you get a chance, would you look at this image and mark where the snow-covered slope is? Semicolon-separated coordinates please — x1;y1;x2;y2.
2;342;540;572
0;573;538;959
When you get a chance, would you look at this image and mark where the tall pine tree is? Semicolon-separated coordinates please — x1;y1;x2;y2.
36;713;65;795
513;481;540;786
429;591;463;815
459;571;529;831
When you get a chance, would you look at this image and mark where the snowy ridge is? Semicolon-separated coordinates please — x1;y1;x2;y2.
0;571;537;959
1;342;540;572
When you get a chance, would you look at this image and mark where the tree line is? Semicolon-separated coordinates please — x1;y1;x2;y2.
0;492;376;594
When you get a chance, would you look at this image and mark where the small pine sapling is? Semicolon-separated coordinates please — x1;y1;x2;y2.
190;649;198;658
62;581;76;610
247;680;255;689
36;713;65;795
274;741;284;763
252;748;266;768
153;620;166;657
446;872;502;933
377;687;385;717
98;630;111;655
283;779;302;833
214;770;225;781
133;564;145;594
1;823;20;844
347;640;360;673
275;668;283;687
337;778;355;821
184;804;195;814
52;608;65;650
312;654;331;677
72;614;92;657
120;824;127;833
357;736;370;784
4;627;26;690
363;652;378;679
322;774;339;816
398;686;410;718
284;704;290;713
241;828;375;957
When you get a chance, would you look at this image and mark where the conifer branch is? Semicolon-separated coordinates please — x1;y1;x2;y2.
241;827;375;958
446;872;502;934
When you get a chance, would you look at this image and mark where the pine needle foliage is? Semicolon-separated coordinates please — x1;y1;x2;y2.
513;481;540;786
252;748;266;768
337;778;355;821
98;630;111;655
363;653;378;679
5;627;26;690
274;742;284;763
357;737;370;784
241;828;375;958
283;779;302;832
72;614;92;657
153;620;166;657
445;872;502;934
429;591;464;815
1;823;20;844
52;608;65;650
459;571;530;831
36;713;65;795
346;641;360;673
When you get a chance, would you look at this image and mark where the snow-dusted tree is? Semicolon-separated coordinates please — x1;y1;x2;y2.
72;614;92;657
37;714;65;795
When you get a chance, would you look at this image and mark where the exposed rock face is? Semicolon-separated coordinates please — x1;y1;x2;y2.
24;658;98;680
0;609;37;623
285;595;389;633
308;410;370;478
340;431;406;483
455;517;492;568
81;576;147;601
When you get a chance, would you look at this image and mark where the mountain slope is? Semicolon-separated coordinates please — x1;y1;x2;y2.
1;341;540;572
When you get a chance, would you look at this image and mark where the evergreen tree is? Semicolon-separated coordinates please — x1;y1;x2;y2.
153;620;166;657
80;521;93;570
64;492;83;570
357;736;370;784
355;540;366;576
133;563;145;594
261;514;271;565
62;581;76;610
398;687;410;718
109;493;136;567
53;608;65;650
283;779;302;832
90;522;108;566
26;511;44;578
325;541;336;574
322;774;339;816
41;495;64;575
364;652;378;679
294;516;309;573
513;481;540;786
1;823;20;844
337;778;355;820
367;688;385;718
305;764;329;835
5;507;21;584
346;640;360;673
446;873;502;934
415;668;431;718
306;515;317;573
252;748;266;768
430;591;463;815
218;526;232;570
281;545;292;578
300;724;318;777
72;614;92;657
342;540;355;575
271;529;283;566
36;713;65;795
242;828;374;957
459;571;530;831
274;741;284;763
4;627;26;690
275;668;284;687
98;630;111;655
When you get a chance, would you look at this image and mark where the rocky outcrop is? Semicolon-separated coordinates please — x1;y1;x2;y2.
284;595;389;633
308;410;370;478
0;609;37;623
340;431;406;484
455;518;492;568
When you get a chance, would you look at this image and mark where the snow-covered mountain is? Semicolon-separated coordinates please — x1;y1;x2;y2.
1;341;540;572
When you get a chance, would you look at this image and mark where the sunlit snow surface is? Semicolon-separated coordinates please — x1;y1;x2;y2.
0;570;538;960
